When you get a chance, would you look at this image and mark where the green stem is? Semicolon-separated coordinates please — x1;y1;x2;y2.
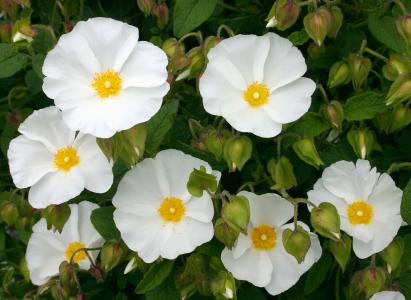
364;47;388;62
217;2;240;12
387;162;411;174
317;84;330;104
178;31;203;45
293;203;299;230
335;268;341;300
217;24;235;38
276;136;282;160
393;0;408;15
69;247;101;266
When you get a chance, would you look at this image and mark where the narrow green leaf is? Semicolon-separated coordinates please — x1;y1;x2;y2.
401;179;411;224
304;252;332;295
135;259;174;294
344;92;388;121
289;112;330;138
90;207;120;240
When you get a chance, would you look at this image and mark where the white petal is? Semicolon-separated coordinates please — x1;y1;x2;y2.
263;77;315;124
18;107;75;151
7;136;54;188
185;194;214;223
368;173;402;218
352;224;374;243
262;32;307;91
28;169;85;208
240;191;293;227
73;134;113;193
75;201;103;245
307;178;347;216
221;247;273;287
121;41;168;88
370;291;405;300
232;232;252;259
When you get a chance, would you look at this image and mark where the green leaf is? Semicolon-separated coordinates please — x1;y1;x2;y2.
368;14;407;53
32;54;45;78
343;92;388;121
288;29;310;46
32;28;55;53
135;259;174;294
145;98;179;155
145;274;180;300
0;44;28;78
304;253;332;295
399;272;411;299
90;207;120;240
401;179;411;224
173;0;218;37
289;112;330;137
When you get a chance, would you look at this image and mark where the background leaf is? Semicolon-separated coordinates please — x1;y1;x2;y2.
343;92;388;121
401;179;411;224
90;207;121;240
135;260;174;294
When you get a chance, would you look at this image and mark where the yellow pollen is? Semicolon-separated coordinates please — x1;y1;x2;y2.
347;201;373;225
243;81;269;108
251;224;276;250
65;242;87;263
54;146;80;172
91;69;122;99
158;197;185;222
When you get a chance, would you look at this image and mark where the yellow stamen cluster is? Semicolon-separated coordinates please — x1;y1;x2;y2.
347;201;373;225
54;146;80;172
158;197;186;222
65;241;87;263
243;81;269;108
251;224;276;250
91;69;122;99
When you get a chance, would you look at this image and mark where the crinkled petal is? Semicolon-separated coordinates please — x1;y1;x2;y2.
185;194;214;223
368;173;402;218
307;178;347;216
370;291;405;300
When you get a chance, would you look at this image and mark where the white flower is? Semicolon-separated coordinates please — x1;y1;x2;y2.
26;201;104;285
307;159;403;259
113;149;220;263
370;291;405;300
199;33;316;138
7;107;113;208
42;17;169;138
221;191;322;296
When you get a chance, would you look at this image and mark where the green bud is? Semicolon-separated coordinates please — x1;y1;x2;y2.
115;123;147;168
6;110;23;128
328;233;351;272
310;202;340;240
205;130;225;160
327;6;343;38
321;100;344;130
266;0;301;31
386;72;411;106
152;3;169;29
137;0;154;17
211;271;236;299
59;261;77;292
19;258;30;282
187;165;218;197
204;36;220;54
292;137;324;169
42;204;71;232
100;241;126;272
268;156;297;191
282;226;311;263
307;42;325;59
396;14;411;46
347;127;380;159
382;54;411;81
223;135;253;172
303;6;332;46
169;54;190;75
360;267;387;298
0;201;19;225
186;46;206;79
0;22;12;43
97;137;115;161
327;61;351;88
380;237;404;273
214;218;239;249
162;38;184;58
88;265;105;283
377;104;411;134
348;54;372;90
222;195;250;234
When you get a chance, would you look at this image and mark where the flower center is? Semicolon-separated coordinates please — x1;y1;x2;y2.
158;197;185;222
65;241;87;263
347;201;373;225
91;69;122;99
54;146;80;172
243;81;269;108
251;224;276;250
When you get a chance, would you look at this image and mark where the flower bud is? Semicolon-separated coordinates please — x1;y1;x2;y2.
292;137;324;169
153;3;169;30
348;53;372;90
162;38;184;58
377;104;411;134
100;240;126;272
380;237;404;273
386;72;411;106
6;110;23;128
19;257;30;282
88;264;105;283
328;233;351;272
59;261;77;292
137;0;154;17
382;54;411;81
266;0;301;31
0;201;19;225
282;226;311;263
179;46;205;80
13;24;36;43
115;123;147;168
303;6;331;46
211;271;236;299
310;202;340;240
396;14;411;46
222;195;250;234
0;0;18;18
169;54;190;74
124;253;147;274
321;100;344;131
327;6;343;38
42;204;71;232
0;22;12;43
223;135;253;172
204;36;220;54
267;156;297;191
327;61;351;88
214;218;239;249
307;42;325;59
205;130;225;160
347;128;379;159
361;267;387;298
187;165;218;197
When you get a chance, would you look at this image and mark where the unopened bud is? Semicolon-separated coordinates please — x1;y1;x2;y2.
211;271;236;299
162;38;184;58
223;135;253;172
0;201;19;225
382;54;411;81
396;14;411;46
88;265;105;283
214;218;239;249
59;261;77;292
328;233;351;272
310;202;341;240
204;36;220;54
153;3;169;29
361;267;387;298
115;123;147;168
184;46;205;79
380;237;404;273
42;204;71;232
307;42;325;59
222;195;250;234
137;0;154;17
268;156;297;191
328;61;351;88
6;110;23;127
100;240;126;272
0;22;12;43
327;6;343;38
303;6;331;46
266;0;301;31
205;130;226;160
321;100;344;130
347;128;379;159
282;225;311;263
348;53;372;90
292;137;323;169
169;54;190;75
386;72;411;106
19;257;30;282
187;165;218;197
